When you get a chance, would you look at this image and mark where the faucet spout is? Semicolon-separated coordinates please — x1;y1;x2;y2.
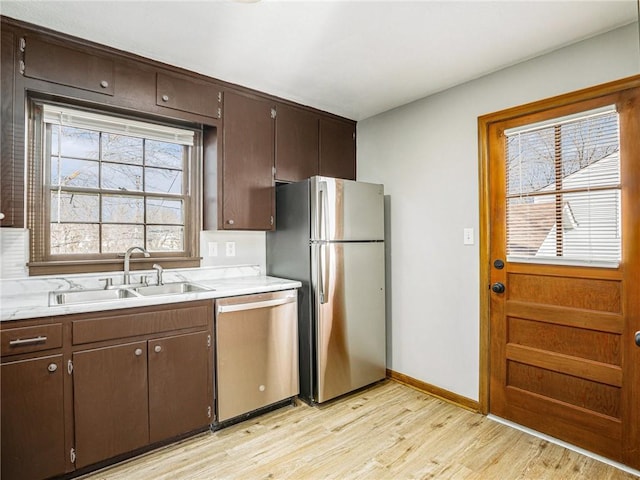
123;246;150;285
152;263;164;286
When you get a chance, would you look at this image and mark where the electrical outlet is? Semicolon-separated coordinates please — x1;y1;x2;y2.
463;228;474;245
208;242;218;257
225;241;236;257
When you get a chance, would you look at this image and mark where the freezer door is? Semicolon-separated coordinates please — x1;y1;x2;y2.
310;176;384;241
312;242;386;403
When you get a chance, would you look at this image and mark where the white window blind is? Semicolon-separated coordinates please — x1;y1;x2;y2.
505;105;621;267
42;104;195;146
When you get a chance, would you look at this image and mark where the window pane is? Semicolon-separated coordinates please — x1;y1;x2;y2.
535;190;621;262
102;224;144;253
51;158;99;188
51;192;99;223
102;134;143;165
145;167;182;194
102;195;144;223
59;126;99;159
147;198;183;224
51;125;59;155
50;223;99;255
507;130;556;196
101;163;143;192
145;140;183;169
560;115;619;178
147;225;183;252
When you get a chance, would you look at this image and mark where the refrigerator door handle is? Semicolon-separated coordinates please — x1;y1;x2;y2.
318;243;327;304
319;181;330;241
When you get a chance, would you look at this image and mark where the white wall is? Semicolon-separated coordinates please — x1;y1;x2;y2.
357;24;640;401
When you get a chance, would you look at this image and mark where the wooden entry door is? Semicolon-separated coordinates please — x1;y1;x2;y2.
482;79;640;469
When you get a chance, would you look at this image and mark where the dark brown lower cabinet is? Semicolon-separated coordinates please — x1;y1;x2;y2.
73;341;149;469
1;355;66;480
148;331;211;442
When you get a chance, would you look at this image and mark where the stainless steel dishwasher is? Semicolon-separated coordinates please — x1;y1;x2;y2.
215;289;299;423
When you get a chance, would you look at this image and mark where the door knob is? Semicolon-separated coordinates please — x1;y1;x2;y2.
491;282;505;294
635;331;640;347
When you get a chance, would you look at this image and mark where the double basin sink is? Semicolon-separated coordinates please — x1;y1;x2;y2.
50;281;210;306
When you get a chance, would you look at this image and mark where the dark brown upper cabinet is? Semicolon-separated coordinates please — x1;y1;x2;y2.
274;104;319;183
220;90;275;230
156;72;221;119
319;117;356;180
23;36;115;95
1;28;19;227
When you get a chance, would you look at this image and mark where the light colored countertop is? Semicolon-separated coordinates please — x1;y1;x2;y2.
0;265;301;322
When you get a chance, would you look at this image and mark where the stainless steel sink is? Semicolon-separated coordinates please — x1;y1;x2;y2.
49;287;141;306
131;282;210;296
49;281;210;306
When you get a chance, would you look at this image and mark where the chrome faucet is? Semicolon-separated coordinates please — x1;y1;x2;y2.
123;246;150;285
152;263;164;286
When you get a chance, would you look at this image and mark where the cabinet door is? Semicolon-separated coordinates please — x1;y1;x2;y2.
73;341;148;468
319;118;356;180
1;355;66;480
148;331;211;442
275;104;319;182
221;91;275;230
1;29;17;226
157;72;221;118
23;36;115;95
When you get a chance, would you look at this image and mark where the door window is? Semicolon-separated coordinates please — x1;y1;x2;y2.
504;106;620;267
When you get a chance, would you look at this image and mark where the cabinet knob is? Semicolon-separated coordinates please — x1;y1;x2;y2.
227;219;234;225
161;94;169;102
0;212;5;220
47;363;58;373
134;348;143;356
154;345;162;353
100;80;109;88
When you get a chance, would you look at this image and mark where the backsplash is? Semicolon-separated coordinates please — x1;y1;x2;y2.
200;230;266;274
0;229;29;278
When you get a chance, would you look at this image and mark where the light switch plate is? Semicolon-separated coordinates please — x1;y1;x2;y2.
208;242;218;257
463;228;474;245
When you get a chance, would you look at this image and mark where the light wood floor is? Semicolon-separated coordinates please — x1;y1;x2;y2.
80;380;638;480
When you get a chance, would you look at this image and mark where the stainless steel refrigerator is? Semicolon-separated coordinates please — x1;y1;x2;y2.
266;176;386;404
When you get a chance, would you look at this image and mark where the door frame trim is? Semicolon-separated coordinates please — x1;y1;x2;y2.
477;74;640;415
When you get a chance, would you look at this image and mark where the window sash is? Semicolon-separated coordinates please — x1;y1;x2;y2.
504;106;621;268
28;101;201;273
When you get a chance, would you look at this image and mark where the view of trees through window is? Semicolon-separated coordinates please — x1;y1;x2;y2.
48;124;188;255
505;107;621;265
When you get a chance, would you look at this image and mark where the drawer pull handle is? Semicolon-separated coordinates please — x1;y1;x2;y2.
48;363;58;373
134;348;143;356
9;336;47;346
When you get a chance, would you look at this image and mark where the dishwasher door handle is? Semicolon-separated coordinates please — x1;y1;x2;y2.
217;296;296;314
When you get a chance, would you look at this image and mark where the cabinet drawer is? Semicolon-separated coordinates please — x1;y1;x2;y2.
156;72;220;118
1;323;63;356
24;36;115;95
73;302;210;345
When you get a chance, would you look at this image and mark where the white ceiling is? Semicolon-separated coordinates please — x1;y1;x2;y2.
1;1;637;120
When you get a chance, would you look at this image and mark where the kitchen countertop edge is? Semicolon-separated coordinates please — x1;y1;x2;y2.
0;268;302;322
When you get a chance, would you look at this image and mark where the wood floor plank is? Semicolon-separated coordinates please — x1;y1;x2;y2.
79;381;638;480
